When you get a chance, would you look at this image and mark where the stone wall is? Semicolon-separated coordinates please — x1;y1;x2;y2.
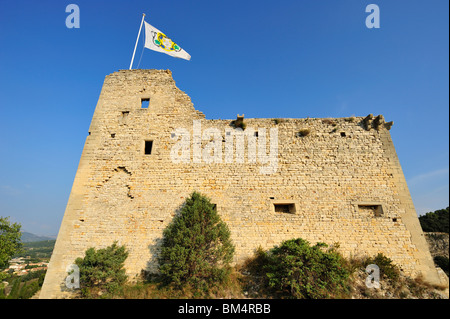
40;69;441;298
425;232;449;258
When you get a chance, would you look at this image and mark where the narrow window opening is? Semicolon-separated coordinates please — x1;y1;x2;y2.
358;204;383;217
141;98;150;109
144;140;153;155
392;218;397;222
274;203;296;214
254;131;259;137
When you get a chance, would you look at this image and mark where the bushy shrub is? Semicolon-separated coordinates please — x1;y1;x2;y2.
158;192;235;294
75;241;128;297
364;253;400;281
260;238;351;299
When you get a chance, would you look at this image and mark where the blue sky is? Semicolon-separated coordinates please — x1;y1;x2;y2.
0;0;448;236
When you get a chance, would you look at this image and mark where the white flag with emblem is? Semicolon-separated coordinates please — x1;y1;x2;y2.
143;21;191;61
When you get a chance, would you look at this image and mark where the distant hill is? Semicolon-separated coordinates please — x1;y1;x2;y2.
21;232;55;243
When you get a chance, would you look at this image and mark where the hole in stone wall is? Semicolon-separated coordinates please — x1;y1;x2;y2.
358;204;383;217
340;132;346;137
111;133;116;138
141;98;150;109
144;140;153;155
274;203;296;214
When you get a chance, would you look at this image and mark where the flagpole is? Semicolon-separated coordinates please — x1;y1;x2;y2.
129;13;146;70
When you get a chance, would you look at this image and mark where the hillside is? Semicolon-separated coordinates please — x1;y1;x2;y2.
20;232;55;243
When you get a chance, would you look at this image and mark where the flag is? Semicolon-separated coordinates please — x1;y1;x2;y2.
144;21;191;61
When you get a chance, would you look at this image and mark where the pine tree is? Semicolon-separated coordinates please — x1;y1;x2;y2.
158;191;235;292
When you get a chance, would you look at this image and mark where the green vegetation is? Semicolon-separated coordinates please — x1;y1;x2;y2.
364;253;400;281
419;207;449;275
158;192;235;296
0;222;51;299
74;241;128;298
0;269;46;299
0;217;23;281
74;237;445;299
419;207;449;233
65;202;450;299
243;239;351;299
13;240;56;260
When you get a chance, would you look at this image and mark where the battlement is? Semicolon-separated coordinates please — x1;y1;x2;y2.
40;70;441;298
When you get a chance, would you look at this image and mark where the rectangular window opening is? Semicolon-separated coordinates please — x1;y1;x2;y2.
358;204;383;217
144;140;153;155
141;98;150;109
274;203;296;214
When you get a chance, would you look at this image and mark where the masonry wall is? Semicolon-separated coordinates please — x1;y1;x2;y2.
40;69;440;298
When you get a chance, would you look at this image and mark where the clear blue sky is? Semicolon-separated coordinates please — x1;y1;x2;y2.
0;0;448;236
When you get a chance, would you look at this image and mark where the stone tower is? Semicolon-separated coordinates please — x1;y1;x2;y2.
40;69;441;298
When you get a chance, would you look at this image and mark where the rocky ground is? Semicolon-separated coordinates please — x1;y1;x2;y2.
349;268;448;299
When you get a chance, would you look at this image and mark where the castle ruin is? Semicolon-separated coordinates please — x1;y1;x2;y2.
40;69;441;298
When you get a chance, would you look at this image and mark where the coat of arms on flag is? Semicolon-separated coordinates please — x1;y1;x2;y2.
144;21;191;61
152;31;182;53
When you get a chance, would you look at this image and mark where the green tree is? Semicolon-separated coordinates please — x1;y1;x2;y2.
0;217;23;279
158;191;235;293
75;241;128;297
419;207;449;233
